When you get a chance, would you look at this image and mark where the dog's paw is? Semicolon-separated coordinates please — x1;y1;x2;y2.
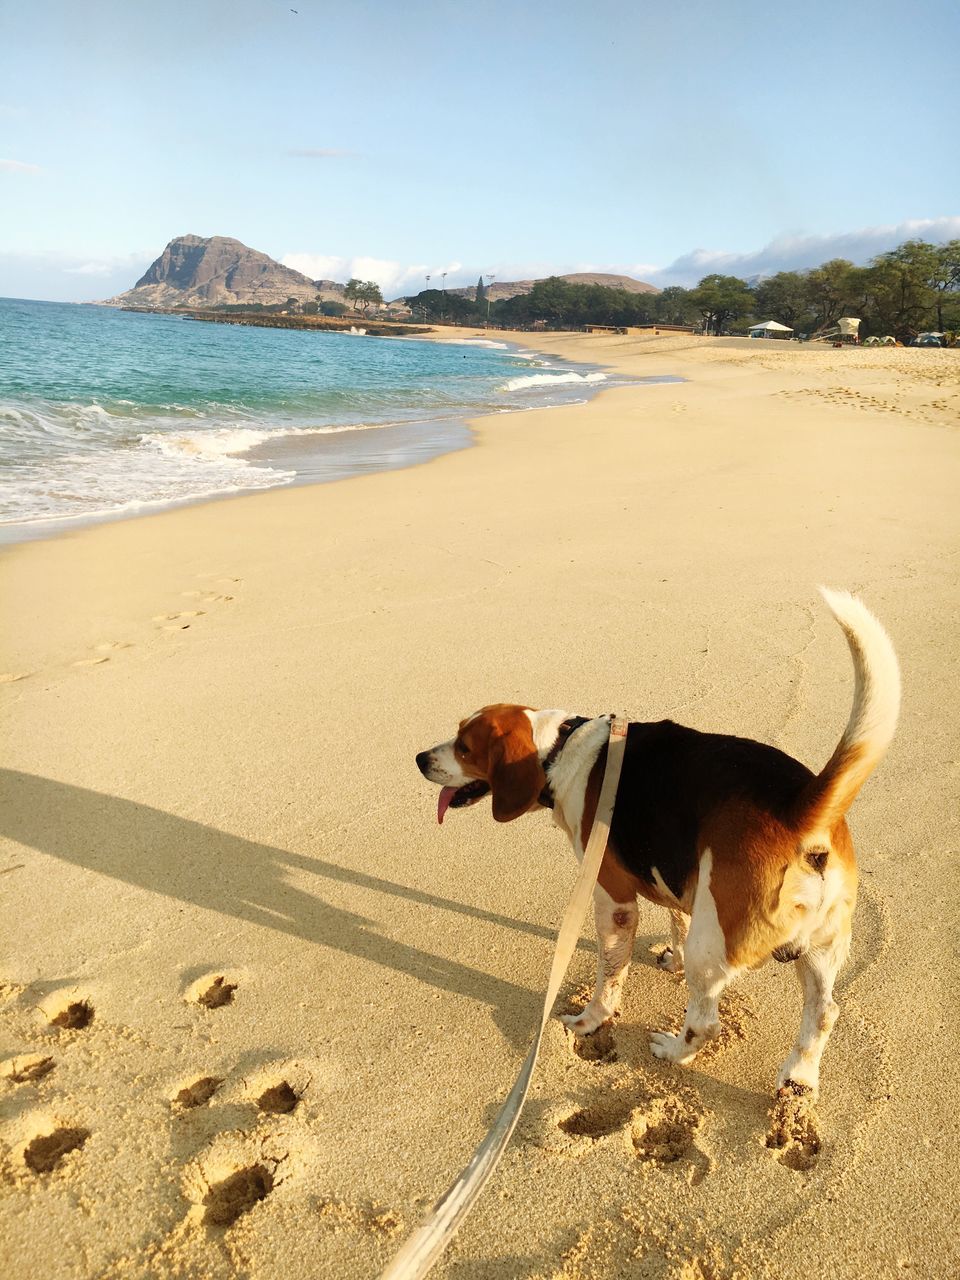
560;1004;614;1036
776;1057;821;1100
656;947;684;975
649;1031;697;1065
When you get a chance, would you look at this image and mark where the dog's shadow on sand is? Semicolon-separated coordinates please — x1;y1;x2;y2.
0;770;598;1048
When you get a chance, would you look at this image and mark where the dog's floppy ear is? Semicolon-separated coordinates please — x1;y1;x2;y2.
488;721;545;823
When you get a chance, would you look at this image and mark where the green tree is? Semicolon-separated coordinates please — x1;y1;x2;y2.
803;259;856;333
343;278;363;312
929;239;960;332
652;286;696;325
866;241;937;338
752;272;808;330
404;289;478;323
525;276;575;325
475;275;486;306
356;281;384;315
689;274;754;335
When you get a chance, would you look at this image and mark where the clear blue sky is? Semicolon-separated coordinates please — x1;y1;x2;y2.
2;0;957;301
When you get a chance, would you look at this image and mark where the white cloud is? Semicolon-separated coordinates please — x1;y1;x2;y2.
63;261;115;276
282;253;462;298
0;248;155;302
58;251;154;278
645;216;960;286
0;158;41;174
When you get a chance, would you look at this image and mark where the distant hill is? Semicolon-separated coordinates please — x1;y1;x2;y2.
103;236;659;311
441;272;658;303
102;235;346;309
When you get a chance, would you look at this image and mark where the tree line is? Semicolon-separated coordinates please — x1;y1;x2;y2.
403;239;960;340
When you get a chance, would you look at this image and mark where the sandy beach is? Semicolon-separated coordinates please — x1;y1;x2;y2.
2;331;959;1279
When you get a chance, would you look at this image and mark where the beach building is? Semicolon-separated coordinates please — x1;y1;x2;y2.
748;320;794;339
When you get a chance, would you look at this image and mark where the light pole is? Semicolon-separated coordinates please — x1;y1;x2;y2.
484;274;495;330
441;271;447;323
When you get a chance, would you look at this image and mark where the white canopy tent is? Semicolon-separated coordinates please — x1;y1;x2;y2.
748;320;794;338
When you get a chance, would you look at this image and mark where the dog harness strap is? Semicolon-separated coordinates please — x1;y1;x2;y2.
380;715;629;1280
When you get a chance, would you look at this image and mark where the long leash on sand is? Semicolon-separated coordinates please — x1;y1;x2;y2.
380;715;628;1280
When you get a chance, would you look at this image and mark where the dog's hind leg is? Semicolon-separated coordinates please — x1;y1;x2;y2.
776;926;849;1098
657;909;689;974
560;885;638;1036
650;850;738;1064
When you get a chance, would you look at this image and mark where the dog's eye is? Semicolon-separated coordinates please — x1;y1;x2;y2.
454;739;468;755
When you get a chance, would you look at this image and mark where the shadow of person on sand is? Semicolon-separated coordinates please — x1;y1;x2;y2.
0;769;594;1049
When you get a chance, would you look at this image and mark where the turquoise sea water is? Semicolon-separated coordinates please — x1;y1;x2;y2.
0;298;665;534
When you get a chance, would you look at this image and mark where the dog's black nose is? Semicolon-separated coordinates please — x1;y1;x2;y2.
415;750;431;776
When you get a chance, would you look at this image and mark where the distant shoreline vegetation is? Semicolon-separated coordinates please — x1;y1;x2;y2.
403;239;959;342
117;237;959;345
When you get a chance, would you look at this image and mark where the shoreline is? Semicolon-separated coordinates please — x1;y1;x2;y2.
2;333;959;1279
0;328;624;546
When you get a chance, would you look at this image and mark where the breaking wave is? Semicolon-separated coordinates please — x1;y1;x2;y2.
500;371;608;392
0;302;619;528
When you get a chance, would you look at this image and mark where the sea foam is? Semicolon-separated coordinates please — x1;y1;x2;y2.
501;371;607;392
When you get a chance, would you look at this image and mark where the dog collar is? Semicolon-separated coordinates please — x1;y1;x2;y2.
538;716;593;809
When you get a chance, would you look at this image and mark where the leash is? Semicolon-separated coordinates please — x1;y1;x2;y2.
380;715;628;1280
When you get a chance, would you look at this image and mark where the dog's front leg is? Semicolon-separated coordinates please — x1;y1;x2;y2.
561;885;638;1035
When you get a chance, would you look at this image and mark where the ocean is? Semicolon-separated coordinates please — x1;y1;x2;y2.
0;298;662;537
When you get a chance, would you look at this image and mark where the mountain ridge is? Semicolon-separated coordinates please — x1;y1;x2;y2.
103;235;658;310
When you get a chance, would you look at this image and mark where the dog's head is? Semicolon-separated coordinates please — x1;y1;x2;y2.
416;704;564;825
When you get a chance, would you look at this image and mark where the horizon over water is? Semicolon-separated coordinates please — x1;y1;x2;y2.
0;298;673;539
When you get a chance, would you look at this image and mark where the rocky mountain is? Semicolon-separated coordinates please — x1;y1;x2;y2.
103;235;340;309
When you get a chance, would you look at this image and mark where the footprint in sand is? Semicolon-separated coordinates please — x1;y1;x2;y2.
239;1058;316;1119
154;610;206;632
186;974;239;1009
181;1130;289;1230
202;1162;276;1226
554;1076;709;1182
172;1076;225;1110
182;590;235;603
3;1054;56;1084
45;995;95;1032
570;1023;619;1064
558;1093;635;1139
765;1086;822;1171
316;1195;405;1241
72;655;110;666
22;1123;90;1174
629;1096;703;1165
193;573;243;587
0;671;31;683
256;1081;301;1115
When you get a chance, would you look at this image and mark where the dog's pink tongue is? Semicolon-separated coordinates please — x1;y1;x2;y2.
437;787;458;825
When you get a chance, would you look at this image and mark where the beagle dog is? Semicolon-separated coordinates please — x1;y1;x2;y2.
415;589;900;1100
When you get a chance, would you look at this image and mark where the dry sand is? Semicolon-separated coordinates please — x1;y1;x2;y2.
1;331;959;1279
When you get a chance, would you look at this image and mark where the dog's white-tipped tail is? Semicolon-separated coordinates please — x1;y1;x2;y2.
793;588;901;833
